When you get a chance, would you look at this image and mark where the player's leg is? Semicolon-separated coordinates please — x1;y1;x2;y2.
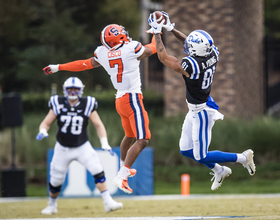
78;142;123;212
114;93;150;193
41;142;71;215
193;108;255;175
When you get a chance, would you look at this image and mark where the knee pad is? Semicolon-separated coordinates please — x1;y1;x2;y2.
49;182;62;194
94;171;106;184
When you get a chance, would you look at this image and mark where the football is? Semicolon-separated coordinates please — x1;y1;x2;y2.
154;11;166;25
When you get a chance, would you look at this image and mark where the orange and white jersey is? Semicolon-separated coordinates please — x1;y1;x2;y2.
94;40;145;98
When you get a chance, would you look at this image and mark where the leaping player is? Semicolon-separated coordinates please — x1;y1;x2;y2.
147;11;256;190
42;24;157;194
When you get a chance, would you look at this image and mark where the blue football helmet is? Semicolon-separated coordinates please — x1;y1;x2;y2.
184;30;214;57
63;77;84;100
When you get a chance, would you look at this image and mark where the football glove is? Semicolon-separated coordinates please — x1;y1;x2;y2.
43;64;59;75
162;11;175;31
36;128;49;141
148;12;165;34
100;137;114;156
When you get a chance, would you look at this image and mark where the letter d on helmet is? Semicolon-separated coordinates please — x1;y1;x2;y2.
184;30;214;57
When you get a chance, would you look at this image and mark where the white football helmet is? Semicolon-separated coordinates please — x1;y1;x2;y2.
63;77;84;100
184;30;214;57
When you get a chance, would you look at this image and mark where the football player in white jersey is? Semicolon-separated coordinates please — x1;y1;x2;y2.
36;77;123;214
147;11;256;190
42;24;157;194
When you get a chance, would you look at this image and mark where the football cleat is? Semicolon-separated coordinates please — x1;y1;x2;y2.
112;176;133;194
210;166;232;191
242;149;256;176
103;199;123;213
41;203;57;215
128;168;137;177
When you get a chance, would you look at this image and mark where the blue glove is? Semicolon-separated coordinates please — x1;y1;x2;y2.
36;128;49;141
100;137;114;156
148;12;165;34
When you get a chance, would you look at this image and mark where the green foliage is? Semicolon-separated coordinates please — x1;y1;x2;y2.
0;0;141;93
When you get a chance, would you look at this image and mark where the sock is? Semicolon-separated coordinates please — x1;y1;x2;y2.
236;153;247;163
49;197;57;206
211;163;223;174
120;160;124;168
118;165;130;178
101;190;111;203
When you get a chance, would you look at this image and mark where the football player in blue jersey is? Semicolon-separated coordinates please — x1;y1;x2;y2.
36;77;123;214
147;11;256;190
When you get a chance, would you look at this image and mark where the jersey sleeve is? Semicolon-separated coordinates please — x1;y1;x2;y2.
93;46;103;64
181;57;201;80
84;96;98;117
48;95;61;116
131;40;145;58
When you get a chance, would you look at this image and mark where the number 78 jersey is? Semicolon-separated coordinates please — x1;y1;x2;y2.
94;41;145;98
49;95;98;147
181;46;219;104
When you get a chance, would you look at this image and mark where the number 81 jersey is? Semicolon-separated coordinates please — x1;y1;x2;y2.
181;46;219;105
48;95;98;147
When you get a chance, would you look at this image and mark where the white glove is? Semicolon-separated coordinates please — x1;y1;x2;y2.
162;11;175;31
36;128;49;141
43;64;59;75
148;12;165;34
100;137;114;156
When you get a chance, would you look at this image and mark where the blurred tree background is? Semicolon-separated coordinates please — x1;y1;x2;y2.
0;0;142;93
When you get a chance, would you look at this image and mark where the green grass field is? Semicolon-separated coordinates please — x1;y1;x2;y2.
1;195;280;219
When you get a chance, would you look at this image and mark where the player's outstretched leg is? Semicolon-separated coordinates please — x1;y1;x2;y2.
210;166;232;190
241;149;256;176
41;202;57;215
103;198;123;213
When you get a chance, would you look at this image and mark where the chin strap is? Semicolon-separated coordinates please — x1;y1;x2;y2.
59;58;93;71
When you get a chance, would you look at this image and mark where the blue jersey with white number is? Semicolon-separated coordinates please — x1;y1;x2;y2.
181;46;219;104
48;96;98;147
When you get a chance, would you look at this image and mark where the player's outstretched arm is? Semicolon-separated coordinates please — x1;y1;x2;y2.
43;58;101;75
89;111;114;156
171;29;187;46
154;34;189;77
36;109;56;141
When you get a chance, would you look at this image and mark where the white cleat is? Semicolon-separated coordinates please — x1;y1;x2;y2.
41;203;57;215
210;166;232;191
112;176;133;194
104;199;123;213
242;149;256;176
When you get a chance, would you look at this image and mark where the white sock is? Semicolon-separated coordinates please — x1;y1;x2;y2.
49;197;57;206
120;160;124;168
118;165;130;178
101;190;111;203
211;164;223;174
236;153;247;163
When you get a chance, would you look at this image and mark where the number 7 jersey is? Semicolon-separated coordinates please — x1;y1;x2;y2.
94;40;145;98
48;95;98;147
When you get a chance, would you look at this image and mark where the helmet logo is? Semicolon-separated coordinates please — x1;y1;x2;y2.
188;35;201;43
109;27;120;36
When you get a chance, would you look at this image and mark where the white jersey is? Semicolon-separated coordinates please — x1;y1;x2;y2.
94;40;145;98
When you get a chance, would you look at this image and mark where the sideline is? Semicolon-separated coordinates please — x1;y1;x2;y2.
1;193;280;203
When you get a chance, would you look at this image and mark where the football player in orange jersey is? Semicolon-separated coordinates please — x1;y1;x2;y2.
43;24;157;194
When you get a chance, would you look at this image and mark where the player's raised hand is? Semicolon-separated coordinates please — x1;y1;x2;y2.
43;64;59;75
36;128;49;141
148;12;165;34
162;11;175;31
